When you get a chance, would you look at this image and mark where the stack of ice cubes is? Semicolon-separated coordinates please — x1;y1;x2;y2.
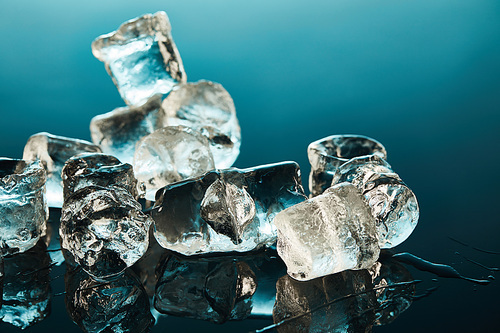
0;10;421;295
90;12;242;200
274;135;419;281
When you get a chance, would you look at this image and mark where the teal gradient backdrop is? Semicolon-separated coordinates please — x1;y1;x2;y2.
1;1;499;332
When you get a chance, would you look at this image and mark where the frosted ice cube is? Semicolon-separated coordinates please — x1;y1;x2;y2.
60;186;153;279
332;155;419;248
23;132;102;207
90;94;164;164
274;182;379;281
62;153;138;200
92;11;186;106
162;80;241;168
152;161;307;255
308;134;387;197
0;159;47;255
154;254;257;323
134;125;215;200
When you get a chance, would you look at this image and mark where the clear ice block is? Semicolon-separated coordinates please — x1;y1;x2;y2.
62;153;138;200
154;254;257;323
60;186;153;279
162;80;241;168
92;11;186;106
0;159;47;255
65;267;154;333
134;125;215;200
332;155;419;248
273;270;377;332
308;134;387;197
0;240;52;329
90;94;164;164
151;161;307;255
274;182;380;281
23;132;102;207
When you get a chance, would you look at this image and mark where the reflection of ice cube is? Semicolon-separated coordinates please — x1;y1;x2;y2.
308;134;387;197
151;161;307;255
154;254;257;323
332;155;419;248
0;240;52;329
369;255;415;326
273;270;377;332
92;11;186;106
60;186;152;279
23;132;102;207
134;126;215;200
0;159;47;255
65;267;154;333
162;81;241;168
274;182;379;281
90;95;164;164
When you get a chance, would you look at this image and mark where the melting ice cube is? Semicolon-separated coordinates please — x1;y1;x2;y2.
133;125;215;200
92;11;186;106
308;134;387;197
0;158;47;255
23;132;102;207
151;161;307;255
90;95;164;164
274;182;380;281
162;80;241;168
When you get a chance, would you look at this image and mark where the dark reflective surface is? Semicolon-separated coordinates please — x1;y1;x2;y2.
0;211;497;332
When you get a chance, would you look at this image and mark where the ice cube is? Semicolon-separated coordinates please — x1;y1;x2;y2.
23;132;102;207
154;254;257;323
151;161;307;255
162;80;241;168
200;179;256;244
90;94;164;164
65;267;154;333
62;153;138;200
0;158;47;255
273;270;377;332
332;155;419;248
0;240;52;329
274;182;380;281
60;186;153;279
133;125;215;200
308;134;387;197
92;11;186;106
